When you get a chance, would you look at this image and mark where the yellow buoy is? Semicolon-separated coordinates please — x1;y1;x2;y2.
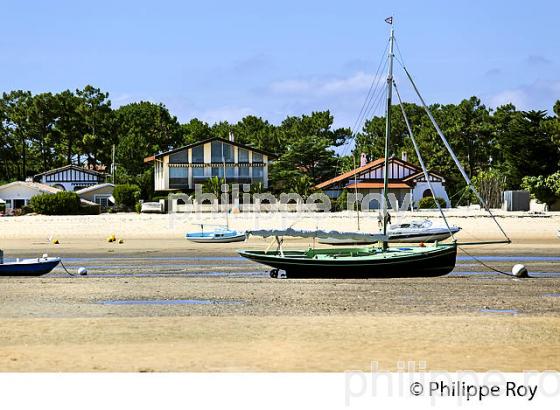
52;239;60;245
118;239;124;244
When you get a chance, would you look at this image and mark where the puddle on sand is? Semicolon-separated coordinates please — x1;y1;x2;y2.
543;293;560;298
99;299;243;305
480;308;518;314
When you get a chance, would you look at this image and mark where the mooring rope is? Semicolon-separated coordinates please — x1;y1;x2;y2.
59;259;76;276
458;246;523;278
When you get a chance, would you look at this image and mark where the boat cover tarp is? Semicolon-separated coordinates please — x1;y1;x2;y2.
248;228;388;241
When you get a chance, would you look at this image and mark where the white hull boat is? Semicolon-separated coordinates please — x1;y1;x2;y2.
318;220;460;245
186;228;247;243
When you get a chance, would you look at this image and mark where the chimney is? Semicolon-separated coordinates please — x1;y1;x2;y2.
401;151;408;162
229;131;235;142
360;153;368;167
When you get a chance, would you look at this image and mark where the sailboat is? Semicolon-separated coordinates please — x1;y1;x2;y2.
186;132;247;243
238;19;510;278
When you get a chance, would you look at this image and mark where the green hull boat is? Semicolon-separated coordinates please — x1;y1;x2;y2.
238;243;457;278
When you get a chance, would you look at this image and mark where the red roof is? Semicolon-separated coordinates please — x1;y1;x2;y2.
315;158;386;189
346;182;412;189
315;157;444;190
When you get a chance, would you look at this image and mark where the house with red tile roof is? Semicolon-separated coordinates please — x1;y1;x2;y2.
315;154;451;209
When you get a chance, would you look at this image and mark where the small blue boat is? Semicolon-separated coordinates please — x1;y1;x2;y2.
186;227;247;243
0;256;61;276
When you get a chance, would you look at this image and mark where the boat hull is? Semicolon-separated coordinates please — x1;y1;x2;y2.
238;244;457;278
0;258;61;276
187;234;247;243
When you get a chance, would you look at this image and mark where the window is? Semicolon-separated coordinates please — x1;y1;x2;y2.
169;167;188;188
192;145;204;163
5;199;12;208
226;167;235;178
192;167;205;185
239;167;249;178
212;167;224;178
253;166;264;182
169;149;188;163
252;152;263;163
238;148;249;163
170;167;187;178
13;199;25;209
224;144;234;162
94;195;110;208
211;141;234;162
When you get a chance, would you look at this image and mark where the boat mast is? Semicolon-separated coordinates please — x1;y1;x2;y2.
223;137;229;229
382;21;395;240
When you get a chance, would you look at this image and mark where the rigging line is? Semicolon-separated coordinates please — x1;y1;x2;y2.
333;56;389;177
398;61;511;243
332;45;389;177
364;83;387;124
350;56;389;142
393;36;406;68
354;86;387;161
393;80;455;239
358;58;389;130
351;39;390;135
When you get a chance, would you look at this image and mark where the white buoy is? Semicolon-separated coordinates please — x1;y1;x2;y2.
512;264;528;278
78;267;88;276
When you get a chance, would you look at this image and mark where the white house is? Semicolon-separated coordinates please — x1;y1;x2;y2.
315;154;451;209
0;181;60;211
144;136;276;191
75;183;115;208
33;164;106;191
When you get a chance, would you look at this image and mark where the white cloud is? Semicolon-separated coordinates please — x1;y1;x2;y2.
269;72;380;96
489;89;528;109
487;79;560;111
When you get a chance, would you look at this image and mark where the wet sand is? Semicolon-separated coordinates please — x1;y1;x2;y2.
0;214;559;371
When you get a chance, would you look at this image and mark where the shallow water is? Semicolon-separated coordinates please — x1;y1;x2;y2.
479;308;518;314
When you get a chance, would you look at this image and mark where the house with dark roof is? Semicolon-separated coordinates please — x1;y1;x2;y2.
144;136;276;191
315;153;451;209
33;164;107;192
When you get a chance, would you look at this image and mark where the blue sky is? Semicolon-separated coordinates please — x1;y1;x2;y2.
1;0;559;129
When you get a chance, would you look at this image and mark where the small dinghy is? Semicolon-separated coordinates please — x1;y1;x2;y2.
0;254;61;276
186;227;247;243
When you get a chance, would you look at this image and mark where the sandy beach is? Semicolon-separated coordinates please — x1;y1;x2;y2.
0;211;559;371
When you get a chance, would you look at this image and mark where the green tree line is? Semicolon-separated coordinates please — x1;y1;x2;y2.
1;87;559;204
